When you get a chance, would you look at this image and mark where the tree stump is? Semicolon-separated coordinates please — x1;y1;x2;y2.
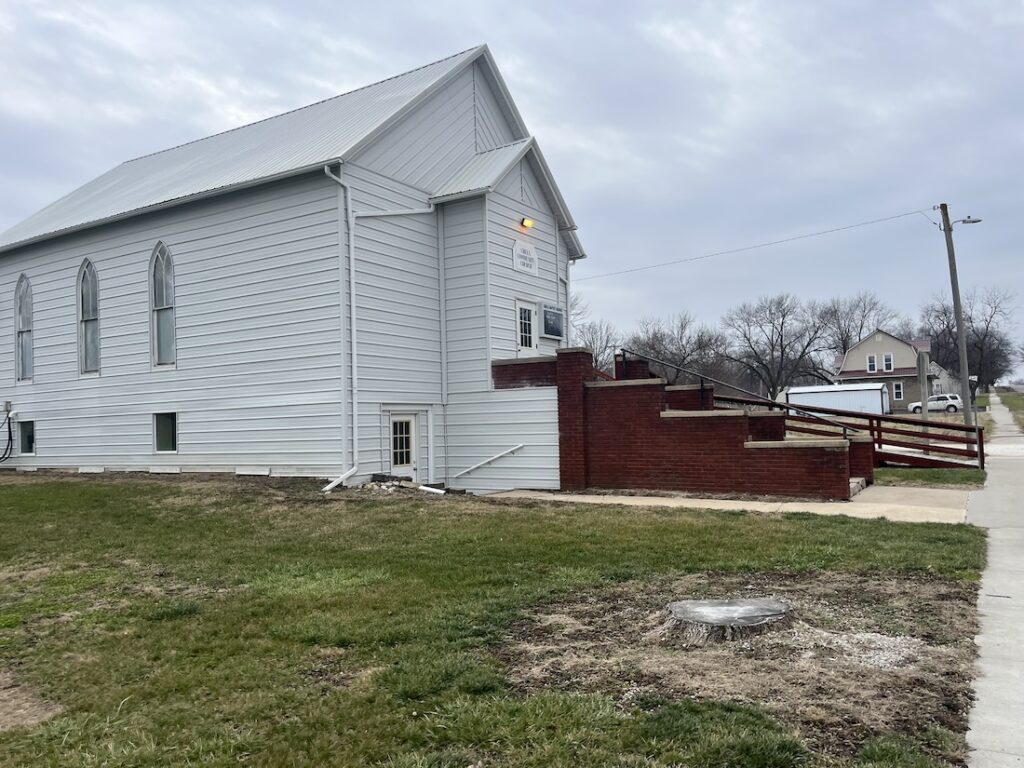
649;598;792;645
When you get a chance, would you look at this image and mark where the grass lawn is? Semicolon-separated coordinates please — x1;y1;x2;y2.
999;391;1024;429
875;467;987;488
0;474;986;767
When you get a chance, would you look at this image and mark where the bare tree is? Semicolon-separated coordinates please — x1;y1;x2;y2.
623;313;728;384
920;287;1018;388
819;291;902;356
569;291;590;331
574;319;619;373
721;294;830;398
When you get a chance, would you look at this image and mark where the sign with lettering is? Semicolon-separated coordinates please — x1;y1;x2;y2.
512;240;539;276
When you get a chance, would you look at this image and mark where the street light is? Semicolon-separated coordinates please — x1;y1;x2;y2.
935;203;981;427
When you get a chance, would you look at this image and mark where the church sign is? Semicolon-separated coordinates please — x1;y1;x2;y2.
511;240;539;276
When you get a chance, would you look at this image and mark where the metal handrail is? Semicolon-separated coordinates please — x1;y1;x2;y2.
452;444;525;479
618;348;861;437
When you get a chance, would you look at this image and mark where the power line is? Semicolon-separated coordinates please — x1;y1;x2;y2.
573;209;931;282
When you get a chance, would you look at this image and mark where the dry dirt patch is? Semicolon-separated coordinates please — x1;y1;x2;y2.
0;670;60;732
499;572;977;760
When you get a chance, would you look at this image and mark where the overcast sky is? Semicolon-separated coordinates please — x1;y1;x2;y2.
1;0;1021;366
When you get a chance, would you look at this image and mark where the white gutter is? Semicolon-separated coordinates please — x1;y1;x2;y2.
321;162;436;492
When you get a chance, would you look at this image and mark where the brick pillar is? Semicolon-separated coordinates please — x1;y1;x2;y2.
557;348;595;490
614;353;653;381
848;436;876;485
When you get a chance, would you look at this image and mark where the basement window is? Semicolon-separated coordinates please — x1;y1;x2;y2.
19;421;34;455
154;413;177;453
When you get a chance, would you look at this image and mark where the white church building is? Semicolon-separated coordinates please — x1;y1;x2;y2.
0;45;585;492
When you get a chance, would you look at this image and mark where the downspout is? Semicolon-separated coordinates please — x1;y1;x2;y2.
321;162;437;492
323;163;359;492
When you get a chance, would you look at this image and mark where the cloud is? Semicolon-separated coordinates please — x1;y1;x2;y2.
0;0;1021;365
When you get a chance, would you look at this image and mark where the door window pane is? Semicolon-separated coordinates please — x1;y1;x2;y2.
519;306;534;349
392;420;411;468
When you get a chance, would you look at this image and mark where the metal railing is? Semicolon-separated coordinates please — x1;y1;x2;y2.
618;349;861;438
452;444;525;479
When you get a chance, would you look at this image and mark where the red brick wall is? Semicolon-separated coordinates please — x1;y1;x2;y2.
748;413;787;441
492;358;557;389
849;438;876;484
556;351;851;499
665;387;712;410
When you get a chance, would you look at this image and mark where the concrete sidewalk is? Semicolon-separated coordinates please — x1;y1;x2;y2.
492;483;969;524
967;393;1024;766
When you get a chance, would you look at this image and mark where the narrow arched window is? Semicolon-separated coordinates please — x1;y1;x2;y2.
78;260;100;374
150;242;175;366
14;275;33;381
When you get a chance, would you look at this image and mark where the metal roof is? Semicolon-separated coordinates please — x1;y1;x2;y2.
788;383;887;393
429;137;585;259
0;46;487;252
429;139;533;202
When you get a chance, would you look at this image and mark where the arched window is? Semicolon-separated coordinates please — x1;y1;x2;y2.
78;260;100;374
150;242;175;366
14;275;33;381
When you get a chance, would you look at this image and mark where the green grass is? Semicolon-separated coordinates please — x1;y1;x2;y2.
875;467;987;488
999;391;1024;429
974;393;990;408
0;476;986;767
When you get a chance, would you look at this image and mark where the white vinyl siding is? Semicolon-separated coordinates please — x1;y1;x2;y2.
341;163;444;482
487;166;563;360
446;387;559;493
352;62;522;190
473;62;519;150
0;173;345;474
442;197;489;394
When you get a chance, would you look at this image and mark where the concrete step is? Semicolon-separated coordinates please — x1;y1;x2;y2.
849;477;867;498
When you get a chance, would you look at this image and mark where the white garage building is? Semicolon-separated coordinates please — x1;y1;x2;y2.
0;45;585;492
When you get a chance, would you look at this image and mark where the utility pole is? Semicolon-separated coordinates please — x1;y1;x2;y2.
937;203;976;427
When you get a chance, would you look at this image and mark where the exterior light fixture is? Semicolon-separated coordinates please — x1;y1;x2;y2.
520;217;535;229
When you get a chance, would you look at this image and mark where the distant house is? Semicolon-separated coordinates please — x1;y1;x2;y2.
834;330;955;411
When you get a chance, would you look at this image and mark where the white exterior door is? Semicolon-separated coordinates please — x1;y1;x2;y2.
515;300;537;358
390;415;417;480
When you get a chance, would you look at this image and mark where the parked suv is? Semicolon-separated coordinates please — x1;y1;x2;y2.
908;394;963;413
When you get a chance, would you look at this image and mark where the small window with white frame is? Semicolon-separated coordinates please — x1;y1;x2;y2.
893;381;904;401
515;300;537;356
882;352;894;372
866;354;877;373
